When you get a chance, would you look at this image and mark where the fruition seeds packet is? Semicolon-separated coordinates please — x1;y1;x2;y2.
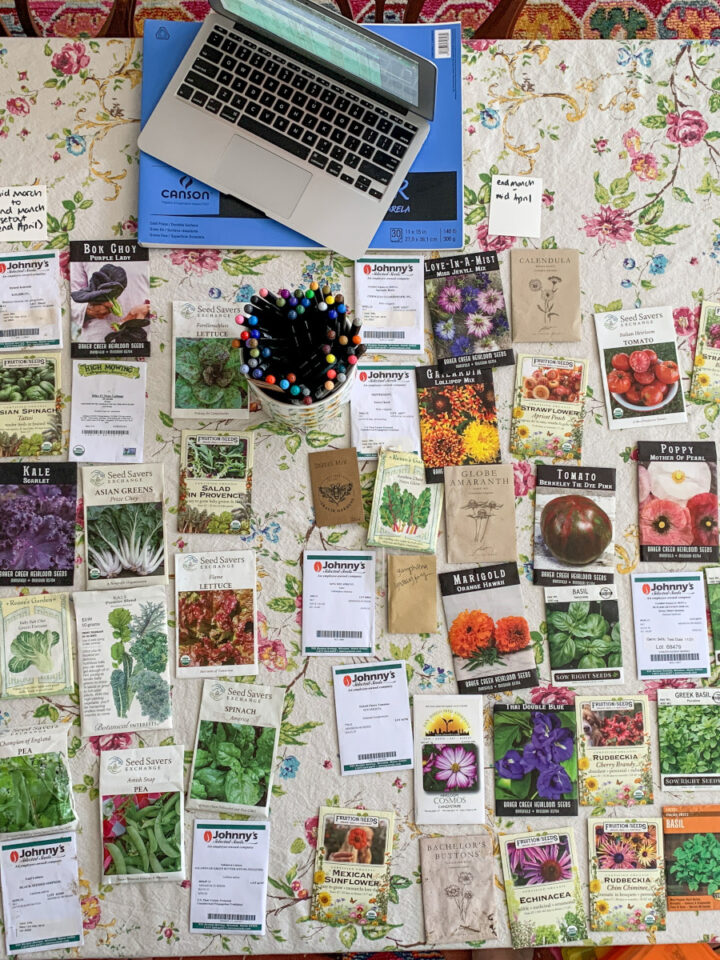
545;583;623;686
690;301;720;404
510;355;587;462
658;689;720;790
663;805;720;912
0;355;62;458
178;430;253;536
0;592;74;699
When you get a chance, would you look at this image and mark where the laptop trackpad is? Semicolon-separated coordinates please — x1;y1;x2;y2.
214;136;311;217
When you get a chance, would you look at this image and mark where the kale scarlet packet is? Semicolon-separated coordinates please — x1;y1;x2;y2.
439;563;538;694
663;805;720;911
69;240;150;358
0;462;76;586
545;583;624;685
533;464;616;586
637;440;718;562
658;689;720;790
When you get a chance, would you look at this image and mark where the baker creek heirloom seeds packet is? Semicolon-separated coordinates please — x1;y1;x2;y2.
658;689;720;790
175;550;257;678
188;680;283;818
690;301;720;403
493;704;578;818
0;250;62;351
413;695;484;826
73;585;172;738
82;464;167;590
0;354;62;458
99;745;185;883
509;355;587;462
443;463;517;565
637;441;718;563
439;564;539;694
663;805;720;911
350;365;421;459
310;806;394;928
594;305;686;430
707;567;720;665
510;248;581;342
0;724;77;839
172;300;249;419
367;449;442;554
499;830;587;948
0;462;76;586
0;593;73;699
545;583;624;685
68;360;147;463
575;695;653;807
178;430;253;536
588;818;666;933
533;465;616;587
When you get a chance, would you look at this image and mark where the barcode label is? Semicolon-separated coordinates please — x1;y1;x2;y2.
358;750;397;761
0;328;40;338
207;913;256;921
81;429;130;436
650;653;699;662
434;29;451;59
316;630;363;638
368;330;405;340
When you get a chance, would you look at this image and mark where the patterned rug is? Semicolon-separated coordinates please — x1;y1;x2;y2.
1;0;719;39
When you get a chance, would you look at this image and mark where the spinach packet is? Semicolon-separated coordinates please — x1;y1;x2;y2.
0;724;77;839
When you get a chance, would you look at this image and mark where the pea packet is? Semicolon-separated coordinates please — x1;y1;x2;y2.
0;724;77;840
99;744;185;883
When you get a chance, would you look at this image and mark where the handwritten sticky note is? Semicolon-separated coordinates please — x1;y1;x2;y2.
0;185;48;241
488;175;542;239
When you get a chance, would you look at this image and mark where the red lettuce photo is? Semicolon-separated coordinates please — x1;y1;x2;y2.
177;588;254;668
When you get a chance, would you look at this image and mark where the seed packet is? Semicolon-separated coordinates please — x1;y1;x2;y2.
415;360;500;482
366;449;442;554
424;252;513;367
354;257;425;353
172;300;248;419
439;563;538;695
413;694;484;825
510;355;587;461
69;359;147;463
594;305;686;429
658;689;720;790
302;551;374;656
493;704;577;817
73;585;172;738
419;834;497;943
310;806;394;927
533;465;616;586
188;679;283;818
545;583;623;685
499;830;587;948
690;301;720;403
575;695;653;807
307;448;364;527
178;430;253;536
588;818;666;933
706;567;720;665
663;804;720;911
350;365;421;459
0;354;62;457
0;724;77;839
0;462;76;586
69;240;150;358
0;250;62;351
510;248;581;342
0;593;73;699
637;440;718;563
82;463;167;589
443;463;516;565
387;554;436;634
175;550;257;678
99;744;185;883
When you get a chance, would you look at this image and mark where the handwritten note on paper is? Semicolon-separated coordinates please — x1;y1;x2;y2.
488;175;542;239
0;185;48;241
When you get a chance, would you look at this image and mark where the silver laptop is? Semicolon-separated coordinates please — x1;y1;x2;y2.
138;0;437;260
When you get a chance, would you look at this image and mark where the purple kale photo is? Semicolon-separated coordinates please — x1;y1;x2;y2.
0;483;76;577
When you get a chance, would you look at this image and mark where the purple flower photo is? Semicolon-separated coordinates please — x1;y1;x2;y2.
422;741;480;794
506;836;574;886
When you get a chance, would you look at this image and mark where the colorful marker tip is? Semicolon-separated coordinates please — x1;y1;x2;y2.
286;373;297;383
326;353;336;364
279;379;289;390
347;355;358;365
259;288;268;297
324;380;335;391
290;385;301;396
303;396;313;405
326;369;337;380
265;375;276;385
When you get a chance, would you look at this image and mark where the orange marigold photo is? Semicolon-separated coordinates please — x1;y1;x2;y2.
494;616;531;653
448;609;495;659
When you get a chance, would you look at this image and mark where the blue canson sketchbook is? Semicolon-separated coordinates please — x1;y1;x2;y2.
138;20;462;250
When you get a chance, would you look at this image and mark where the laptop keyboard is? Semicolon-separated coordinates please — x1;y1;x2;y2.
175;23;418;199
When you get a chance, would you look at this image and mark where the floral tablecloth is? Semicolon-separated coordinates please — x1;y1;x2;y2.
0;35;719;957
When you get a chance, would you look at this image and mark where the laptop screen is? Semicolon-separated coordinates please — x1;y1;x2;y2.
221;0;420;107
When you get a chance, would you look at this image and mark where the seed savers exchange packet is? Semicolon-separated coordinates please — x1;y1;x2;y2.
663;805;720;911
545;583;623;685
658;689;720;790
510;355;587;461
178;430;253;535
69;359;147;463
594;305;686;429
637;440;718;563
310;806;394;928
499;830;587;948
443;463;517;565
588;818;666;933
188;679;283;818
0;462;77;586
0;354;62;457
439;563;538;695
175;550;257;678
576;695;653;807
367;449;442;554
99;745;185;883
0;593;73;699
413;694;484;825
493;704;577;818
690;301;720;403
